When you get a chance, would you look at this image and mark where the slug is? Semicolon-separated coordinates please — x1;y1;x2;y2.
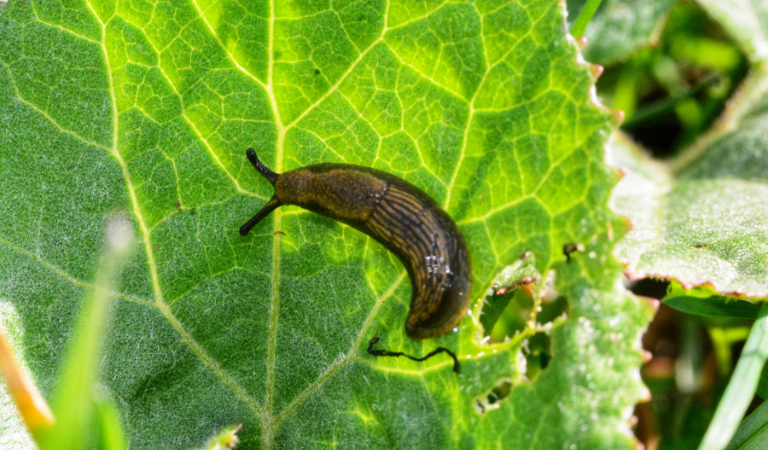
239;149;471;340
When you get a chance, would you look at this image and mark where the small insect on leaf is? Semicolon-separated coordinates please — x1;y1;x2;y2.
563;242;585;262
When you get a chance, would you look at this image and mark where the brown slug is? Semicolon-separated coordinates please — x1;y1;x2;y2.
240;149;471;340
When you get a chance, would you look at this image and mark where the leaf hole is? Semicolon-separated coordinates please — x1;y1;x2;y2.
480;267;569;344
521;331;552;382
474;330;555;415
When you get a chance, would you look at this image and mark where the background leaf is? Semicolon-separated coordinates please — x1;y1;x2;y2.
664;294;761;320
600;4;768;447
568;0;676;65
601;0;768;298
0;0;650;448
694;0;768;62
610;90;768;298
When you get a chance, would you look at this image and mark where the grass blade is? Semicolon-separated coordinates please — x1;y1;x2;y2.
38;217;134;450
571;0;604;39
94;393;127;450
664;296;760;319
699;303;768;450
725;399;768;450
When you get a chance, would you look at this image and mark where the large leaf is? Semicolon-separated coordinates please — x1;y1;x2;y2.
0;1;650;448
694;0;768;63
568;0;676;65
609;1;768;299
610;61;768;298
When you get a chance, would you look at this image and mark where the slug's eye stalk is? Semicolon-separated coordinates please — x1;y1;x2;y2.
240;149;283;236
246;149;279;185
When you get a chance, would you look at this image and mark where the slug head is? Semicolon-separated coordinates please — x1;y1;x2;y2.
240;149;283;236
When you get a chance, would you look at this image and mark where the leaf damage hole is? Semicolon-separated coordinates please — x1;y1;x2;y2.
473;331;554;415
482;282;562;379
521;331;552;382
474;378;512;414
479;254;569;344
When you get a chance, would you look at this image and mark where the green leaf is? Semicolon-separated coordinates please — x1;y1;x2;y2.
664;283;761;319
568;0;676;65
694;0;768;62
665;296;760;319
610;125;768;298
0;1;650;448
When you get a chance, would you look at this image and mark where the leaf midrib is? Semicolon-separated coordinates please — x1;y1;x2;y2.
74;0;408;448
82;0;266;418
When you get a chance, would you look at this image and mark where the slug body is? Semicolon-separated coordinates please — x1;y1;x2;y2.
240;149;471;340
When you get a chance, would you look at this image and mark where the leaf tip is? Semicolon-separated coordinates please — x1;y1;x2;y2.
610;108;625;125
642;388;652;403
590;64;604;79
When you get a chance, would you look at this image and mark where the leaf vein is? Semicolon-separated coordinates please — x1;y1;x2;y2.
272;270;408;428
83;0;264;419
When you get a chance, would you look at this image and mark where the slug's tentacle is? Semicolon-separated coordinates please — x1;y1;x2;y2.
240;149;284;236
246;148;279;185
239;195;283;236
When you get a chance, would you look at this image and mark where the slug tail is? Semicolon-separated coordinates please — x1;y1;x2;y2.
240;195;283;236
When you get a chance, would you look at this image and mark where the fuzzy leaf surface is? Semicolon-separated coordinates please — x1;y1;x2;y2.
610;124;768;297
